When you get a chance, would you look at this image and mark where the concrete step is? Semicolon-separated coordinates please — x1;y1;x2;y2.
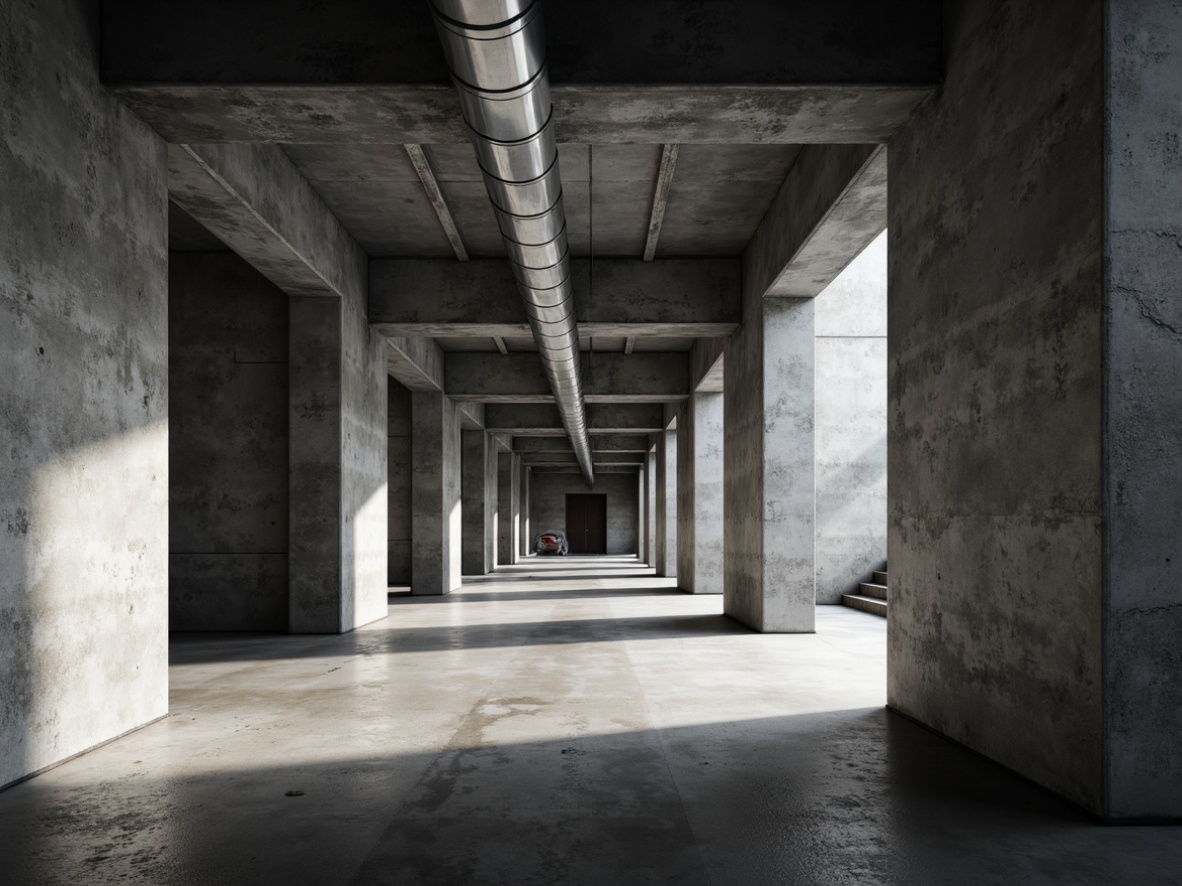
859;582;888;601
873;571;888;585
842;594;888;617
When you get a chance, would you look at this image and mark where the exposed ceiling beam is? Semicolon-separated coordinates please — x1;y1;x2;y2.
643;144;678;262
386;337;444;392
370;259;739;338
404;144;468;262
623;336;636;355
486;403;665;436
513;435;650;453
491;336;509;355
690;338;726;393
445;353;688;404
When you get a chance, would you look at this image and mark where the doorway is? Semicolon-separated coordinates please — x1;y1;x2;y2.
566;493;608;554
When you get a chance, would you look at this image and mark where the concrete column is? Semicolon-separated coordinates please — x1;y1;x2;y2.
411;392;461;595
518;464;532;559
497;451;515;567
485;435;499;570
646;444;658;566
677;393;725;594
461;430;492;575
654;427;677;578
289;296;388;632
724;296;815;632
637;468;647;562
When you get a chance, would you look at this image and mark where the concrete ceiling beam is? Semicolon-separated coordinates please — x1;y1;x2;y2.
690;338;726;393
486;403;665;436
513;435;650;453
529;465;640;474
745;144;888;300
404;144;468;262
445;353;689;404
370;259;739;339
386;337;444;393
643;144;679;262
167;144;366;304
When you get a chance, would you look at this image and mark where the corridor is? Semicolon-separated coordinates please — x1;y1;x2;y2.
1;560;1178;885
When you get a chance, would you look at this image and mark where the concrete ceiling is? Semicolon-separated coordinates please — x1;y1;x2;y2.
279;143;803;260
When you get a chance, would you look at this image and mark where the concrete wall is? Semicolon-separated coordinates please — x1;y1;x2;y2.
888;0;1104;813
814;231;887;604
387;380;412;585
0;0;169;788
1103;0;1182;820
169;254;289;630
530;473;639;556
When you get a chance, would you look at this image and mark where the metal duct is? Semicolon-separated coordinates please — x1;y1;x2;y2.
430;0;595;486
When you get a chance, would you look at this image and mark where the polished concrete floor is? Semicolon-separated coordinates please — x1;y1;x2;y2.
1;556;1179;885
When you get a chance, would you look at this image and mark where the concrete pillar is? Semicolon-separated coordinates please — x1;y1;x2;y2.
677;392;725;594
387;380;413;585
724;296;815;632
411;392;461;595
518;463;532;559
461;430;493;575
289;296;389;632
655;427;677;578
497;451;515;567
637;468;647;562
646;444;658;566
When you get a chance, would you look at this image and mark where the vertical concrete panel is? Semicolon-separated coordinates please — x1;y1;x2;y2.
387;380;412;585
510;454;522;564
169;254;289;630
519;464;532;558
484;435;499;571
411;393;461;595
695;394;725;594
645;444;657;566
888;0;1104;812
497;451;514;567
814;232;888;604
1103;0;1182;820
655;429;678;577
0;0;169;788
677;401;693;586
461;430;485;575
725;293;815;631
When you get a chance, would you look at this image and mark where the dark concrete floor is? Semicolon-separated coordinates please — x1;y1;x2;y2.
1;557;1178;884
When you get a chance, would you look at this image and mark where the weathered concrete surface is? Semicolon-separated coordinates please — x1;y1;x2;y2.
518;464;532;559
888;0;1105;814
167;143;366;303
514;435;650;453
169;254;289;630
0;0;168;789
387;380;412;585
497;452;515;567
724;294;815;632
446;353;689;403
289;294;388;632
655;429;678;578
690;338;726;393
461;431;494;576
411;394;461;595
386;336;444;393
371;260;739;340
646;445;658;565
530;474;639;556
746;144;887;300
814;232;887;604
486;404;666;435
1103;0;1182;821
677;394;725;595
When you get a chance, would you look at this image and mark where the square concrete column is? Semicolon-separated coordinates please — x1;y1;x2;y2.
645;444;658;566
724;296;815;632
289;296;389;632
411;392;461;595
637;468;647;562
518;463;532;559
654;427;677;578
461;430;494;576
497;451;516;567
677;392;725;594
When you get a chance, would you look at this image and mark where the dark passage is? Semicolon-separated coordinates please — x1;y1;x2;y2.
565;493;607;554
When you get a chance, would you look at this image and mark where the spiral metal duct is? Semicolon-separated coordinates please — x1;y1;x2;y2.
430;0;595;486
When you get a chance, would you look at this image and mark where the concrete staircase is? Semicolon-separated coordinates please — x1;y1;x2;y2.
841;569;888;617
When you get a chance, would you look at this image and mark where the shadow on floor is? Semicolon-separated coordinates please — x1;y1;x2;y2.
3;708;1172;886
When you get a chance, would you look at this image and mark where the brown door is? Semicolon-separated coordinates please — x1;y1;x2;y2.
566;494;608;554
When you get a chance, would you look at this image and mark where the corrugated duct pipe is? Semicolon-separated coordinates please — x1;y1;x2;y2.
430;0;595;487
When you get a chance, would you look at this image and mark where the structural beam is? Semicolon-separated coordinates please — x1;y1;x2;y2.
168;143;366;305
405;144;468;262
690;338;726;393
513;435;650;453
643;144;679;261
745;144;887;300
445;353;689;404
386;337;444;392
485;403;665;435
370;259;740;339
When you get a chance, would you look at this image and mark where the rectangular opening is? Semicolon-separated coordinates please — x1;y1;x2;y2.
565;493;607;554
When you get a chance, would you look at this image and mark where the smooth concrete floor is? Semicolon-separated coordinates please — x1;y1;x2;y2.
1;556;1179;885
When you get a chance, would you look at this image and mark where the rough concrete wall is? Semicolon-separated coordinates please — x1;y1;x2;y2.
888;0;1104;812
460;430;489;575
497;452;514;567
645;446;657;566
678;394;725;595
519;465;531;558
724;288;815;631
484;437;499;570
169;254;288;630
815;231;888;604
411;393;461;594
339;284;387;630
1103;0;1182;820
0;0;169;788
387;380;412;585
530;473;639;556
655;429;677;576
